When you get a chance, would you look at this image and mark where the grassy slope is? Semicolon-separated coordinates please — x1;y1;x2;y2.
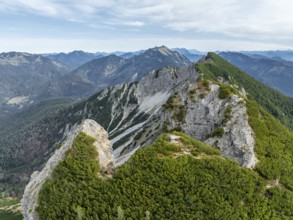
0;212;22;220
0;197;22;220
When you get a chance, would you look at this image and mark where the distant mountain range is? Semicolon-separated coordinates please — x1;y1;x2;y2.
37;46;191;100
242;50;293;62
45;50;103;69
172;48;204;62
44;49;146;69
0;46;191;118
44;47;202;68
220;52;293;97
0;52;70;117
2;48;292;120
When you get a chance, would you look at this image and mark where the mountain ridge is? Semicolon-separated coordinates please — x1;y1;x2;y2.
37;46;191;100
0;52;70;118
45;50;103;69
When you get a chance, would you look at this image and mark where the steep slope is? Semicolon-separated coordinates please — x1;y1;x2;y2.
45;50;103;69
37;46;191;99
220;52;293;97
0;52;70;117
196;53;293;188
197;52;293;130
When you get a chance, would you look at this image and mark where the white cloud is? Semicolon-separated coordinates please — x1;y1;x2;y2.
123;21;145;27
1;0;293;49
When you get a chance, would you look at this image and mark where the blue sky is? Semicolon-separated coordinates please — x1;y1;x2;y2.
0;0;293;53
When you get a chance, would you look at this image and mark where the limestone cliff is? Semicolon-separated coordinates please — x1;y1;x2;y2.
205;94;257;168
161;81;257;168
21;119;114;220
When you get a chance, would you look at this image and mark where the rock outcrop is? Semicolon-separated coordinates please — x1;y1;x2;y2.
76;65;257;169
21;119;114;220
205;94;257;168
161;81;257;168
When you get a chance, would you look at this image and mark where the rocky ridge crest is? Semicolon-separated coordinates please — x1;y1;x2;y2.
22;119;113;220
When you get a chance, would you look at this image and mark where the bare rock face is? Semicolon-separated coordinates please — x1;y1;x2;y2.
162;82;257;168
82;119;114;174
205;94;257;168
21;119;114;220
106;67;257;169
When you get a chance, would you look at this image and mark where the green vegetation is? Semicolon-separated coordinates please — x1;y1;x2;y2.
193;79;210;100
174;132;220;156
246;100;293;185
196;52;293;130
188;88;196;99
163;92;180;110
223;106;232;124
196;54;293;215
206;127;225;138
0;197;22;220
37;131;293;219
196;79;210;91
202;79;209;88
218;84;237;99
163;93;187;123
0;212;22;220
172;105;186;122
0;98;75;195
199;93;205;99
37;132;100;219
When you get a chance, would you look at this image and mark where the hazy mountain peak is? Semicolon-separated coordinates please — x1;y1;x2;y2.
151;45;173;56
104;53;123;59
45;51;102;69
0;52;40;66
172;48;204;62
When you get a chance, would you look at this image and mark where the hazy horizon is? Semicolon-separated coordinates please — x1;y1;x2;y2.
2;45;293;55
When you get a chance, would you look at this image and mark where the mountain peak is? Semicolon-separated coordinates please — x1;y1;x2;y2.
149;45;173;56
0;52;45;66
